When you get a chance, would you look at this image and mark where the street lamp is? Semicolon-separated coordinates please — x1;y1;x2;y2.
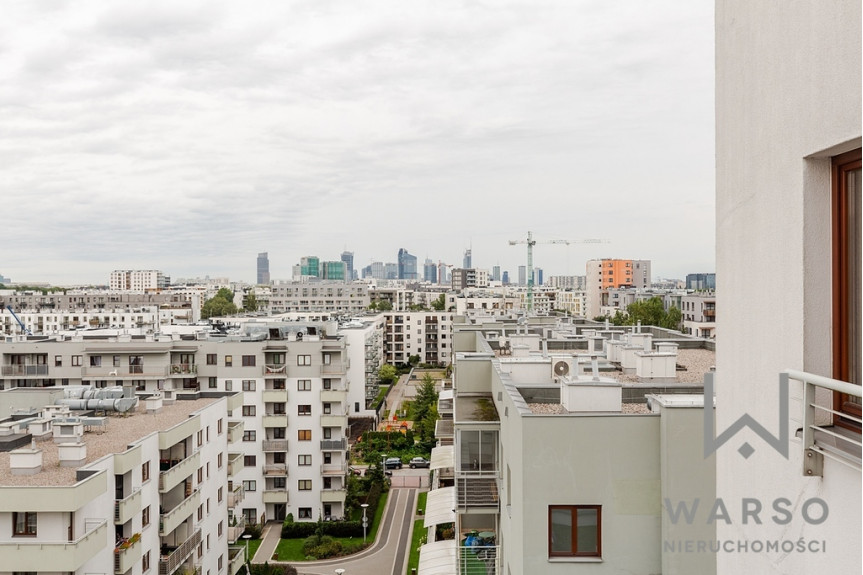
241;534;252;566
361;503;369;543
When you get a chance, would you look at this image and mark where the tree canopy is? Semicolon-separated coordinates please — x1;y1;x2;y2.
606;296;682;330
201;289;238;319
430;294;446;311
378;364;397;385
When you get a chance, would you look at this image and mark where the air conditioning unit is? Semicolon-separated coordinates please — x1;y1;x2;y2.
551;358;574;380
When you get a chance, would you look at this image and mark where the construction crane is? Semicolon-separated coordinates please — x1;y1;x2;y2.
509;231;609;314
5;305;32;336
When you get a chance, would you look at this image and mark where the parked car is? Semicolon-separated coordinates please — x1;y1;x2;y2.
384;457;403;470
409;457;430;469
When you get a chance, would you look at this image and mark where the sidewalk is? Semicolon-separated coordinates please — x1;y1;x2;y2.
252;521;281;564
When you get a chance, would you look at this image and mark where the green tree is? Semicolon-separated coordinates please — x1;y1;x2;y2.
378;364;397;385
201;289;238;319
243;293;259;312
430;294;446;311
661;306;683;330
408;355;420;367
376;300;393;311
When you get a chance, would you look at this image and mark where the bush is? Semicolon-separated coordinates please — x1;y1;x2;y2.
243;524;263;539
302;535;344;559
281;519;363;539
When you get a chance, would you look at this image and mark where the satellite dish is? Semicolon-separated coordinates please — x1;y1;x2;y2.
554;361;570;376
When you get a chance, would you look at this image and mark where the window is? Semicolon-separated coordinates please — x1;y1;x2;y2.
90;356;101;367
297;355;311;366
323;477;332;489
129;356;143;373
298;508;312;519
272;402;286;415
273;477;286;489
242;380;256;391
273;427;286;439
54;355;62;367
297;379;311;391
218;487;223;503
242;355;256;367
323;403;331;415
298;405;311;416
113;355;121;367
833;148;862;430
143;505;150;527
323;354;331;365
206;354;217;365
72;355;82;366
323;427;332;439
209;377;217;389
142;461;150;482
143;550;150;572
323;379;331;390
548;505;601;558
242;405;256;417
323;452;331;464
218;453;223;468
225;355;233;367
298;454;311;466
273;379;286;390
243;430;256;442
298;429;311;441
225;380;233;391
243;480;257;492
244;455;256;467
298;480;312;490
218;419;224;434
12;512;37;536
218;520;224;537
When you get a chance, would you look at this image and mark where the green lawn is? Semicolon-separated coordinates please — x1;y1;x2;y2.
245;538;263;561
405;491;428;573
272;490;391;561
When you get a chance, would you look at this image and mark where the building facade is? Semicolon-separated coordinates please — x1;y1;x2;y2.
256;253;270;285
109;271;169;292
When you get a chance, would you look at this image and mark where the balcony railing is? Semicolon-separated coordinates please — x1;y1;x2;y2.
228;483;245;508
320;438;347;451
114;487;142;524
169;363;197;376
1;364;48;376
160;489;200;536
263;364;286;376
321;362;348;375
158;452;200;493
458;543;500;575
263;464;288;476
792;369;862;475
159;528;201;575
320;488;347;503
2;518;108;572
262;439;288;452
227;515;246;544
227;453;244;477
114;535;142;574
82;365;168;377
227;421;244;444
262;490;289;504
456;477;500;509
321;462;347;475
229;545;246;575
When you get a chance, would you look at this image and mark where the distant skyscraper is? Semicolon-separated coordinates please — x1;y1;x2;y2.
322;261;347;280
492;265;501;282
397;249;418;280
518;265;527;286
384;263;398;279
502;271;510;285
341;251;355;281
463;249;472;269
299;256;320;277
256;252;270;284
423;259;437;283
686;273;716;290
535;267;543;286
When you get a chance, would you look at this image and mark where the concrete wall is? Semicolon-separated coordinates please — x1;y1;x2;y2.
715;0;861;573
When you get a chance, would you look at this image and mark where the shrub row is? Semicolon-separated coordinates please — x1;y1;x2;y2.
281;520;364;539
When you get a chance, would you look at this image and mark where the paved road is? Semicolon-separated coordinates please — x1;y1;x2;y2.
253;487;420;575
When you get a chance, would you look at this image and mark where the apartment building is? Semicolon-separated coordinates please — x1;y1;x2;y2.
450;269;489;290
714;1;861;574
585;259;651;318
110;271;170;292
0;388;241;575
383;312;454;366
0;322;360;530
266;282;369;314
680;293;715;339
418;318;715;575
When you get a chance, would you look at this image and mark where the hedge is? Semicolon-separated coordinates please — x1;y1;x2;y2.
281;520;363;539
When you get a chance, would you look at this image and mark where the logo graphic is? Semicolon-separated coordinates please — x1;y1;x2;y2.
704;372;789;459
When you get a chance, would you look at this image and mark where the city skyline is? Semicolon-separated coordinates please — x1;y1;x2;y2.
0;1;715;285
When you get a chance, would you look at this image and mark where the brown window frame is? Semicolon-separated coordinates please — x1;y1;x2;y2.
12;512;37;537
832;148;862;431
548;505;601;558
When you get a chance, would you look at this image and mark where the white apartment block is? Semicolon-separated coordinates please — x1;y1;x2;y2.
585;259;652;319
383;312;454;366
0;388;238;575
715;1;860;574
450;268;489;290
110;271;169;292
680;293;715;339
0;322;364;534
266;282;369;314
417;318;715;575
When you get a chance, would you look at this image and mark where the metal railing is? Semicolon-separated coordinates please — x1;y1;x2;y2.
792;369;862;475
262;439;288;452
1;364;48;376
159;528;201;575
458;543;500;575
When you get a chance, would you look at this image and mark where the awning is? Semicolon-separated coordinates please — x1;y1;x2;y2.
430;445;454;470
424;486;456;528
418;539;457;575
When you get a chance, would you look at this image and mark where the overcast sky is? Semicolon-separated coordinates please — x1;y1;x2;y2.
0;0;715;286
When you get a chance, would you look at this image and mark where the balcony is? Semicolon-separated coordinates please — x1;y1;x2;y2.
263;364;286;376
159;452;200;493
0;518;107;572
262;414;288;428
458;543;500;575
227;453;244;477
114;487;142;524
227;420;244;444
320;414;347;427
262;490;289;504
228;483;245;508
456;477;499;510
169;364;197;376
321;362;348;375
1;364;49;376
227;515;246;544
160;489;200;536
229;545;246;575
793;369;862;475
159;528;201;575
320;388;347;403
320;438;347;451
114;535;142;574
262;439;288;452
263;464;288;476
82;365;169;378
262;389;287;403
321;462;346;475
320;488;347;503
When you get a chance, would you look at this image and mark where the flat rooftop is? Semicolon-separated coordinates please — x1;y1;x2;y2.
0;397;218;487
